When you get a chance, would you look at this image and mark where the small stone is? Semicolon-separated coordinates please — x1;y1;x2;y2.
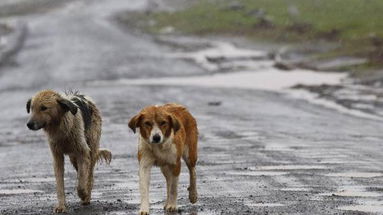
208;101;222;106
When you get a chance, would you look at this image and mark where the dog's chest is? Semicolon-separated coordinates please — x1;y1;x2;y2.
50;136;74;153
49;130;88;154
151;142;178;165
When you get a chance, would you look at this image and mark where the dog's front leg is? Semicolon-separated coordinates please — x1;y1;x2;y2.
52;152;66;213
77;151;91;205
165;174;179;212
139;158;153;215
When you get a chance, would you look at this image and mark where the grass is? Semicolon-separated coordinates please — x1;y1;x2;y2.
148;0;383;39
126;0;383;70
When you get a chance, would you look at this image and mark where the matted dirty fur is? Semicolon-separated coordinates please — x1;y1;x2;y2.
26;89;112;213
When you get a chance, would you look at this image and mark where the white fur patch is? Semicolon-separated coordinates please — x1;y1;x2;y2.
149;123;163;144
139;131;177;165
153;133;177;165
138;156;153;214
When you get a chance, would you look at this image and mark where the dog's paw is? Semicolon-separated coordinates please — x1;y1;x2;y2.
81;199;90;205
139;210;149;215
164;204;177;212
54;205;66;213
188;188;198;204
77;187;89;201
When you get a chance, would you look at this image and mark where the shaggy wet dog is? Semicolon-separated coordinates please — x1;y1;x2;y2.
26;90;112;213
129;103;198;215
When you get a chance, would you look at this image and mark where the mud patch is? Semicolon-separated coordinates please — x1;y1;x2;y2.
281;187;311;192
227;171;287;176
251;165;328;171
339;205;383;213
0;189;43;195
326;172;383;178
320;187;381;197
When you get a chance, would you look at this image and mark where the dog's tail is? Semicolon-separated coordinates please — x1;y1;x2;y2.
97;148;112;164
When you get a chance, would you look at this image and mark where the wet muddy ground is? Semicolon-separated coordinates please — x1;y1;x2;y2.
3;85;383;215
1;0;383;214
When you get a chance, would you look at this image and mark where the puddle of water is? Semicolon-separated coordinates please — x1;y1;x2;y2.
248;203;285;207
219;60;274;71
112;181;138;190
89;40;383;121
339;205;383;213
251;165;328;171
262;143;296;152
288;89;382;121
0;189;43;195
150;204;166;210
339;200;383;213
91;40;344;91
326;172;383;178
93;69;345;92
228;171;287;176
238;131;262;141
91;191;103;198
281;187;310;192
167;41;268;71
25;177;55;182
337;94;378;102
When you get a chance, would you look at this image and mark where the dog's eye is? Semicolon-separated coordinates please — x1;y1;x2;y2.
159;121;167;126
144;121;152;127
40;106;47;111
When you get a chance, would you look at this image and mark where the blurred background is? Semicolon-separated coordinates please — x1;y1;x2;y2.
1;0;383;214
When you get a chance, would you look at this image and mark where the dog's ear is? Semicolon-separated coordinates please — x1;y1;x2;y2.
57;98;78;115
128;114;142;133
168;115;180;133
26;98;32;113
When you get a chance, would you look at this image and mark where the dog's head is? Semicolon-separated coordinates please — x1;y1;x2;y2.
26;90;77;131
128;106;180;144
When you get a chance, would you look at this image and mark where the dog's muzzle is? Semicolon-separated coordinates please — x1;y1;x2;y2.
27;120;44;131
151;134;162;144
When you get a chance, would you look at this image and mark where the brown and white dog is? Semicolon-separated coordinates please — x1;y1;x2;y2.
128;103;198;215
26;90;112;213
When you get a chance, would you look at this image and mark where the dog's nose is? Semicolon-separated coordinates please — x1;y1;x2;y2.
27;121;34;130
152;134;161;143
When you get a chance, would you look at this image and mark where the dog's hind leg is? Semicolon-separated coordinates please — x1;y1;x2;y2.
86;159;95;203
183;150;198;204
77;151;91;205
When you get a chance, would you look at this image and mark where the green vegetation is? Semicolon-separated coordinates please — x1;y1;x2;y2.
131;0;383;68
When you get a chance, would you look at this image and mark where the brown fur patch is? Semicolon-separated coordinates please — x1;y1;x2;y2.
129;103;199;213
26;90;112;211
